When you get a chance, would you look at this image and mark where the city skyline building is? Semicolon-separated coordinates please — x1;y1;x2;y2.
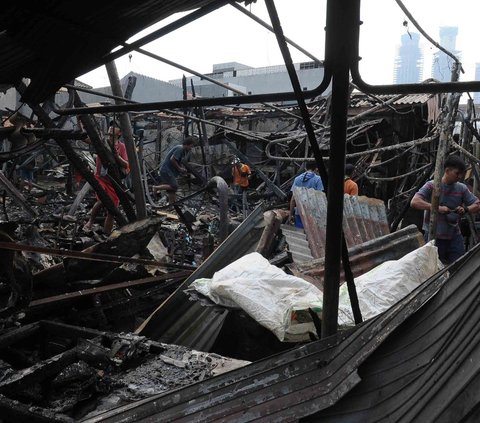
474;63;480;105
393;32;423;84
432;26;461;82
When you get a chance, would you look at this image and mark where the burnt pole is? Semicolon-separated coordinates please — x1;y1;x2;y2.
105;61;147;219
265;0;362;335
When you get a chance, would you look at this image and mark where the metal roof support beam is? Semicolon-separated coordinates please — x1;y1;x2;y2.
230;1;323;65
132;47;315;124
265;0;362;335
104;1;231;64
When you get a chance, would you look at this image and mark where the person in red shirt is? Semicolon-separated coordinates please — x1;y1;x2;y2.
83;126;129;235
344;163;358;196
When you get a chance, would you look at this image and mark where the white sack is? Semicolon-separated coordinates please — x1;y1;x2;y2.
337;241;442;327
190;252;323;342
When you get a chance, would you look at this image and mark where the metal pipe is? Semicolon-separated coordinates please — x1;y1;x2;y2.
265;0;362;332
428;65;461;241
63;84;137;104
394;0;462;71
321;0;362;337
351;65;480;95
207;176;229;241
134;47;313;124
264;0;328;184
104;1;231;63
55;69;333;115
229;1;323;64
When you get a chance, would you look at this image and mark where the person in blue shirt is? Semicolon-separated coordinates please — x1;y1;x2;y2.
153;136;196;204
289;162;324;228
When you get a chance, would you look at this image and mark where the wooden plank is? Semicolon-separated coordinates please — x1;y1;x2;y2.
0;171;37;217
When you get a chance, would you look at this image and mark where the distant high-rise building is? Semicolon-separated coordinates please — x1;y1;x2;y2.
474;63;480;105
432;26;460;82
393;32;423;84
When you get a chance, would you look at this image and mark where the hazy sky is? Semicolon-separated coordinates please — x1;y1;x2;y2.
80;0;480;89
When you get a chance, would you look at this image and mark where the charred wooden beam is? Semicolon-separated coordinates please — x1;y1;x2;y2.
0;323;41;350
0;127;87;140
0;241;196;270
0;394;73;423
0;348;77;392
105;61;147;219
33;217;165;285
16;82;128;227
0;171;37;217
29;271;189;308
256;210;286;258
72;90;136;222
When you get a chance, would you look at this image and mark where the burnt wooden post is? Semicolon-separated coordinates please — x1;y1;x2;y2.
105;61;147;219
72;91;136;222
16;83;127;226
191;79;210;180
182;75;189;137
428;62;461;241
265;0;362;336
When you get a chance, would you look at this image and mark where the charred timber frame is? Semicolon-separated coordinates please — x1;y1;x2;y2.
56;0;480;336
265;0;362;334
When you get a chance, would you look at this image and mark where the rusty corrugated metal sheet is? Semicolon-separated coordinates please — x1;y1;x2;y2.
351;93;433;108
293;224;425;283
83;238;480;423
294;189;389;259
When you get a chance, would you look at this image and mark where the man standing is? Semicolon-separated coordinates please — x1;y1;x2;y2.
231;157;251;215
411;155;480;264
153;136;196;204
289;162;324;228
83;126;129;235
344;163;358;195
232;157;251;191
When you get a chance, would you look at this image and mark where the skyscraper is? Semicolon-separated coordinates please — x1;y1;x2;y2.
394;32;423;84
474;63;480;105
432;26;460;82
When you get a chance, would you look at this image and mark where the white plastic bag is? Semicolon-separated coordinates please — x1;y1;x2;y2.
337;241;442;327
190;252;323;342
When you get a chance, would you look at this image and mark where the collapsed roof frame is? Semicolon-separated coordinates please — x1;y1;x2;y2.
50;0;480;336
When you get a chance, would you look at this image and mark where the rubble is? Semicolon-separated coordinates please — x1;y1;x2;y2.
1;1;480;420
0;321;249;421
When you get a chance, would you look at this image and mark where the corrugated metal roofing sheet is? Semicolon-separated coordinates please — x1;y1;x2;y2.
0;0;220;102
137;204;266;347
281;224;314;263
294;189;389;259
294;224;425;283
350;93;434;108
83;234;480;422
303;246;480;423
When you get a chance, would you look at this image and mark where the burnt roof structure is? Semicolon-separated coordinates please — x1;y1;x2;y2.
0;0;225;103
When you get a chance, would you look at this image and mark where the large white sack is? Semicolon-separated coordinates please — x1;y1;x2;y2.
190;252;323;342
337;241;442;327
